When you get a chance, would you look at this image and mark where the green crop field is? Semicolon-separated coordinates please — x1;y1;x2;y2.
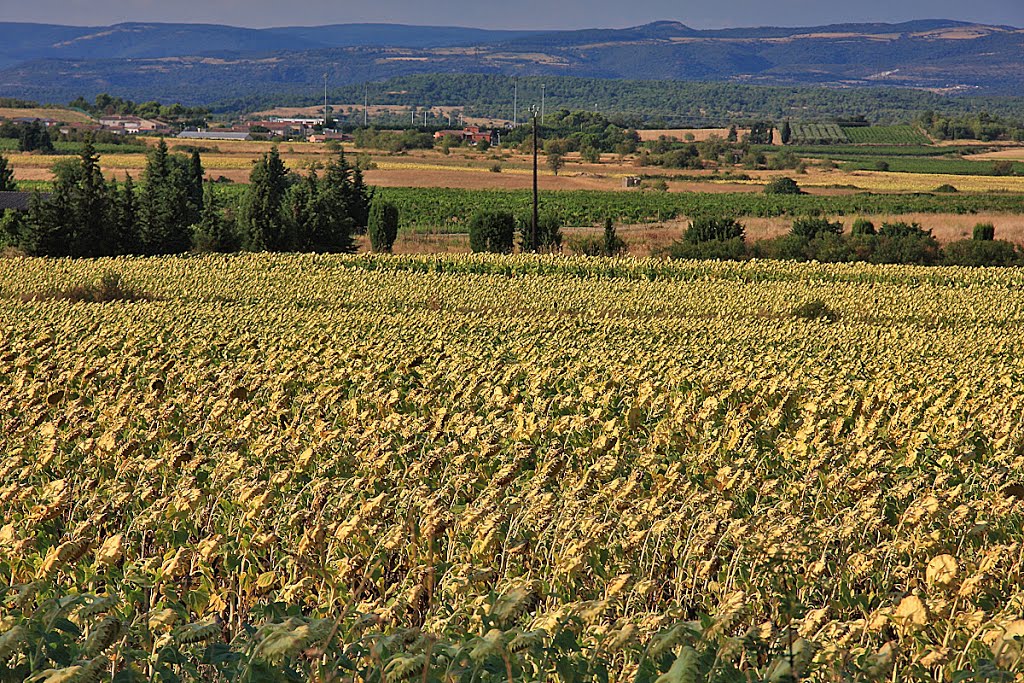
788;123;849;145
841;125;931;145
2;254;1024;682
371;188;1024;232
775;144;962;158
839;157;1024;176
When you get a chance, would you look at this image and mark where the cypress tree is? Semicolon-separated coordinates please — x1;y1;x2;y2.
240;147;291;251
0;153;14;192
114;173;140;254
194;184;239;252
76;139;113;256
368;200;399;253
139;139;192;254
187;150;205;224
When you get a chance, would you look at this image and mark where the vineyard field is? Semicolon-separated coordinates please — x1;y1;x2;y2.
369;187;1024;232
841;125;931;145
840;157;1024;176
2;254;1024;681
787;123;849;145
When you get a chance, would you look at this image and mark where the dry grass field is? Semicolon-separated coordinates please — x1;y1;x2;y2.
0;106;94;123
637;128;745;142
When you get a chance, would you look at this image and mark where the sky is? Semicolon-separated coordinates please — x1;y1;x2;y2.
4;0;1023;29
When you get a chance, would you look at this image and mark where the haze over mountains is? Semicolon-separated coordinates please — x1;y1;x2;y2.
1;19;1022;106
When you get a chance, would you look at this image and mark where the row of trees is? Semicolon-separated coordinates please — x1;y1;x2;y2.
0;142;390;257
919;111;1024;143
0;121;55;153
68;94;209;127
667;215;1024;267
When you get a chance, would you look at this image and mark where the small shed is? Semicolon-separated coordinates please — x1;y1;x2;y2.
623;176;642;188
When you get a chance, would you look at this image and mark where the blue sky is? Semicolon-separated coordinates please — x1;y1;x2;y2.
6;0;1023;28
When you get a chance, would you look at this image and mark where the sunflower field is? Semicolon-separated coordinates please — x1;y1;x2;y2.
1;254;1023;682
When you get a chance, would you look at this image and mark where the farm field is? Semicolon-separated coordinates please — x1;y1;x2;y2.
841;125;932;145
0;106;94;124
2;254;1024;681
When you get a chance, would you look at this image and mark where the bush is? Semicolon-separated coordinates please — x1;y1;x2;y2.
468;211;515;254
489;163;502;173
943;239;1022;267
972;222;996;241
850;218;876;236
878;221;932;239
603;218;626;256
752;234;812;261
518;213;563;253
934;184;958;193
992;161;1015;176
791;216;843;240
368;200;400;253
567;235;606;256
764;177;802;195
667;237;747;261
793;300;840;322
24;271;154;303
685;216;745;244
873;160;891;172
870;233;941;265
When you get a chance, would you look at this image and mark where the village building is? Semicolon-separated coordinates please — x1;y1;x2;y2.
433;126;499;146
98;116;171;135
177;130;252;141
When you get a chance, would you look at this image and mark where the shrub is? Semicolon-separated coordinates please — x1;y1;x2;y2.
518;213;563;253
793;300;840;322
468;211;515;254
368;200;400;253
972;223;996;241
850;218;876;236
489;163;502;173
878;221;932;239
667;237;747;261
764;177;802;195
567;235;606;257
870;233;941;265
24;271;154;303
791;216;843;240
992;161;1015;176
603;218;627;256
752;234;811;261
943;239;1022;267
934;184;958;193
873;160;891;172
685;216;745;244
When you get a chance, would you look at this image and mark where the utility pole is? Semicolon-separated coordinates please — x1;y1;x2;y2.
541;83;545;122
531;104;539;252
323;73;329;130
513;78;518;127
363;84;368;127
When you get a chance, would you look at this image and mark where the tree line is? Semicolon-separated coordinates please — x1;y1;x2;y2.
0;141;401;257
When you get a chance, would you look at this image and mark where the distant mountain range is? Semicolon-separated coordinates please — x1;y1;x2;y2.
1;19;1022;107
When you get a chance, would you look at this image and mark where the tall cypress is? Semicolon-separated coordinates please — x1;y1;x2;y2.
139;139;192;254
240;148;290;251
0;153;14;192
76;139;113;257
114;173;140;254
187;150;205;224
